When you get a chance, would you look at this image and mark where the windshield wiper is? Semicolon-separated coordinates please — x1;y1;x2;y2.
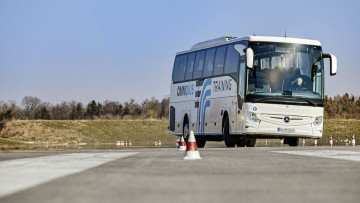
296;97;318;107
253;96;271;103
253;96;318;106
253;96;290;103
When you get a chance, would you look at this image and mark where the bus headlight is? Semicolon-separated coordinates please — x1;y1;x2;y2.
313;116;322;126
247;112;259;123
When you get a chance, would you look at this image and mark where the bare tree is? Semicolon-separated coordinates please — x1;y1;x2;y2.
324;93;360;119
160;96;170;119
101;100;120;115
0;101;7;114
0;100;22;120
123;99;142;118
21;96;41;119
142;97;160;119
8;100;22;119
51;101;72;120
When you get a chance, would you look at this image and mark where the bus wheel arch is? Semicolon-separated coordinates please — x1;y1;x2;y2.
222;111;236;147
222;111;229;134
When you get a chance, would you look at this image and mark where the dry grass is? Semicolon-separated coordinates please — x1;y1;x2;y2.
0;119;359;149
0;120;175;150
320;119;360;145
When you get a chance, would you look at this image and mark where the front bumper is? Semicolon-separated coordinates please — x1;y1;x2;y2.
243;120;322;138
242;103;323;139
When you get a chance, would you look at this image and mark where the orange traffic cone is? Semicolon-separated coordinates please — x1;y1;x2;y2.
179;136;186;151
183;131;201;160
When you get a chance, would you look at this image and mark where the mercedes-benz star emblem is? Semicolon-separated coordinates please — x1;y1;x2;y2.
284;116;290;123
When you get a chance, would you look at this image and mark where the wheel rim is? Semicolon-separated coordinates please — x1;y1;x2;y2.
183;123;189;141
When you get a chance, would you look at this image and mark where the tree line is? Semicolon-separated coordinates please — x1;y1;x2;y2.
0;96;169;121
1;93;360;121
324;93;360;119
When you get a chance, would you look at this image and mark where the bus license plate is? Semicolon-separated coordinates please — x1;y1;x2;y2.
277;128;295;133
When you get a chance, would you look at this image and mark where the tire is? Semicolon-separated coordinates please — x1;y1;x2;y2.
246;138;256;147
183;119;189;144
195;136;206;148
223;116;236;147
237;139;246;147
288;138;299;146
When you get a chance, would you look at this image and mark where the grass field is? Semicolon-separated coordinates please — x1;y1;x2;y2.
0;119;359;150
0;120;173;150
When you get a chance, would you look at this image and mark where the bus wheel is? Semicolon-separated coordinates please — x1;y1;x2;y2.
246;138;256;147
183;120;189;143
195;136;206;148
237;139;246;147
288;138;299;146
223;116;236;147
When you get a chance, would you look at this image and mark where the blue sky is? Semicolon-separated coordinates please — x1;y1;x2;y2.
1;0;359;105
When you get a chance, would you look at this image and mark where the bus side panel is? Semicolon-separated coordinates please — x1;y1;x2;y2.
209;98;222;134
169;81;197;135
174;102;183;135
220;97;236;134
170;76;238;136
229;96;238;134
203;98;212;134
206;76;238;135
182;101;191;130
196;79;212;136
190;98;198;133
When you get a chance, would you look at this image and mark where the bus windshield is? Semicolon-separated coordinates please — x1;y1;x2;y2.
246;42;324;104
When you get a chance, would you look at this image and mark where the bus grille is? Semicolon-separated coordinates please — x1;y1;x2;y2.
169;106;175;131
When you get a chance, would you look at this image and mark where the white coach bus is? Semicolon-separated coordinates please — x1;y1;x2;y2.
168;36;337;147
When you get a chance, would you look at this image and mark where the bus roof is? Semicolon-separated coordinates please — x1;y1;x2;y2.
176;36;322;55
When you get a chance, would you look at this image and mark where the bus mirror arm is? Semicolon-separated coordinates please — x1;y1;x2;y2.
323;53;337;76
246;48;254;69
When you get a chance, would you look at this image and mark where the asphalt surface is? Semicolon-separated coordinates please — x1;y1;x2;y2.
1;146;360;203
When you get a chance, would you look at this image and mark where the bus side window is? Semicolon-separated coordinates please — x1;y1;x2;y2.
185;53;196;80
203;48;216;78
213;46;227;76
172;54;188;83
239;61;246;98
224;44;240;74
193;50;206;79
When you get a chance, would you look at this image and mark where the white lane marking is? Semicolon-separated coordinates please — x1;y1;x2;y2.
0;152;137;198
272;150;360;162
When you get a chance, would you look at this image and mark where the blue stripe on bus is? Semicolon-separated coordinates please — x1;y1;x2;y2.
198;79;211;135
200;90;211;134
202;99;211;134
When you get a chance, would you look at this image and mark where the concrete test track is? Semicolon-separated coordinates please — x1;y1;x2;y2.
0;146;359;203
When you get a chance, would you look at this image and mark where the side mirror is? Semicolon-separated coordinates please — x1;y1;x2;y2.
246;48;254;69
323;53;337;76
